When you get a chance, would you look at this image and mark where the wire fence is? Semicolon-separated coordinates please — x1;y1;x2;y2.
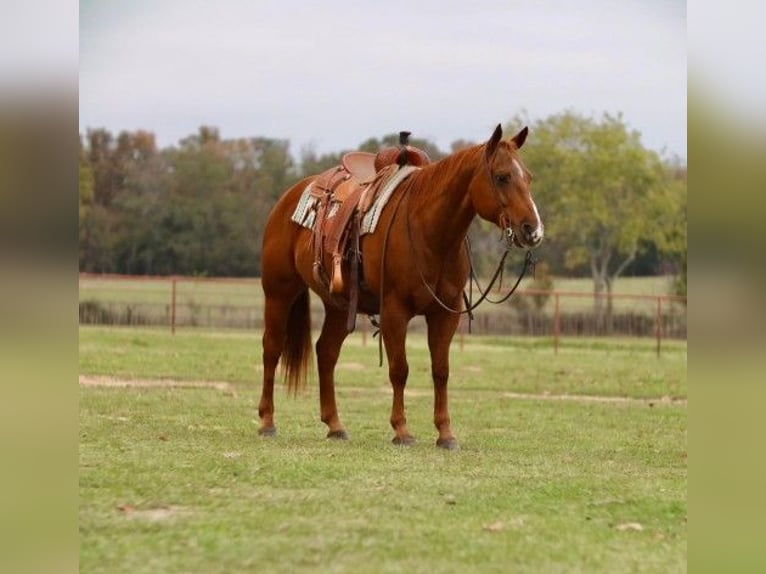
79;273;686;355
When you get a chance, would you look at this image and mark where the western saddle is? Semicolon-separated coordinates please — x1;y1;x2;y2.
308;132;430;331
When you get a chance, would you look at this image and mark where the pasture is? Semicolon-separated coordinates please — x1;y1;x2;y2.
78;274;678;311
79;273;686;340
79;326;686;572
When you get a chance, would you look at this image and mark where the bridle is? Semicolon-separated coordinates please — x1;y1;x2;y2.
404;140;536;318
484;141;523;250
369;142;536;365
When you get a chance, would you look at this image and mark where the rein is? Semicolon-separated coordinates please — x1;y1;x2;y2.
370;174;415;366
403;141;535;319
370;141;536;364
404;191;534;318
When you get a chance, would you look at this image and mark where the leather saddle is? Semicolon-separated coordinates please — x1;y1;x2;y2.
308;137;430;331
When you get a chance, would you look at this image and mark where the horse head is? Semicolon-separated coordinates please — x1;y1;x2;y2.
471;124;544;249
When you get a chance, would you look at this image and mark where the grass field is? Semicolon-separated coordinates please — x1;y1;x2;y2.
79;326;686;573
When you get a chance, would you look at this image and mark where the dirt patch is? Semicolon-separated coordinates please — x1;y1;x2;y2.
80;375;685;406
117;504;189;521
502;391;686;406
79;375;233;392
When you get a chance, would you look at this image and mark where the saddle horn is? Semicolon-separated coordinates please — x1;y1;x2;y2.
397;131;411;167
374;130;429;172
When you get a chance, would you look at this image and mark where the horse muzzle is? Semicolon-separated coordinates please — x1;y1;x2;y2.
523;222;544;247
506;222;544;249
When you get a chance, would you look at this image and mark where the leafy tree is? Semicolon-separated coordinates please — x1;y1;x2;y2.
664;164;687;299
78;137;95;266
85;128;123;207
148;129;286;274
78;118;685;287
507;111;686;318
78;137;94;231
109;132;170;274
80;129;121;272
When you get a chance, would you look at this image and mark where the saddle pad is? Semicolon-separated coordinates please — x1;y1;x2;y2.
290;182;319;228
290;165;420;234
360;165;419;235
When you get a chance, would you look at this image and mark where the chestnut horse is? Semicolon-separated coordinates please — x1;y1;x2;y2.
258;124;543;449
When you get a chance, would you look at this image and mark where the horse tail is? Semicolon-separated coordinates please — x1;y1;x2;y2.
281;290;313;396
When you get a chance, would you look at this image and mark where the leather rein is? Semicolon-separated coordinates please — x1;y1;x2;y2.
403;144;535;320
369;142;535;365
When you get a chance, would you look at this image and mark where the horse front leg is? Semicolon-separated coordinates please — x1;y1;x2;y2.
316;305;351;439
381;302;415;445
426;310;461;450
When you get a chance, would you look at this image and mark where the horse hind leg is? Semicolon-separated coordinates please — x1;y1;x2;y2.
258;287;310;436
258;295;288;436
316;305;351;439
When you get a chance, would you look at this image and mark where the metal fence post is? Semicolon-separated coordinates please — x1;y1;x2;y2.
553;292;561;354
171;277;177;335
655;296;662;357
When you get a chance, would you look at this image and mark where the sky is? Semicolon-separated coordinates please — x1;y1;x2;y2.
79;0;687;159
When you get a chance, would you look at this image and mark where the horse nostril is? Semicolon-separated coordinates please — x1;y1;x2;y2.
522;223;533;238
521;222;543;245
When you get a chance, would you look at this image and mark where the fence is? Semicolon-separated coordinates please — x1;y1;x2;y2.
79;273;686;355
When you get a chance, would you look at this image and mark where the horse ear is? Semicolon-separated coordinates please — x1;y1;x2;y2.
511;126;529;149
486;124;503;157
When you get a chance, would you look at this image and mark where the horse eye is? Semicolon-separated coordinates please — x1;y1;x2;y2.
494;173;511;185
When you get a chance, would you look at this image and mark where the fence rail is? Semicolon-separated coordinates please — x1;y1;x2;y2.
79;273;686;355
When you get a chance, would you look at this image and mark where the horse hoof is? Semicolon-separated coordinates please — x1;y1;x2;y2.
258;426;277;437
392;435;416;446
327;429;349;440
436;437;459;450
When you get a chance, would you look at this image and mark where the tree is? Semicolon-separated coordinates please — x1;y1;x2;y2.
508;111;686;319
80;129;122;272
664;164;687;299
109;131;170;275
78;137;95;266
78;126;297;276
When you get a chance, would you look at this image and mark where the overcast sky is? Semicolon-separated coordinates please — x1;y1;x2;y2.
79;0;686;159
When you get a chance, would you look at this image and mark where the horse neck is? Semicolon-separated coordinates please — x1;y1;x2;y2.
406;145;484;254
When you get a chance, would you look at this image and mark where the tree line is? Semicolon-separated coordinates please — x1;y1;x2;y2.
79;112;686;297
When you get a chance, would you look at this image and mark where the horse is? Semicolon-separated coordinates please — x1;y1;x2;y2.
257;124;544;449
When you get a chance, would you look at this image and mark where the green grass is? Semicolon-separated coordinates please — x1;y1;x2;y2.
79;326;686;573
79;326;686;399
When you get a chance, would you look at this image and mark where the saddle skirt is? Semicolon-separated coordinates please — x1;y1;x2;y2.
289;147;424;332
291;163;419;235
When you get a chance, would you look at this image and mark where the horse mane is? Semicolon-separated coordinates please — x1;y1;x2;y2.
407;142;487;199
412;137;524;193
